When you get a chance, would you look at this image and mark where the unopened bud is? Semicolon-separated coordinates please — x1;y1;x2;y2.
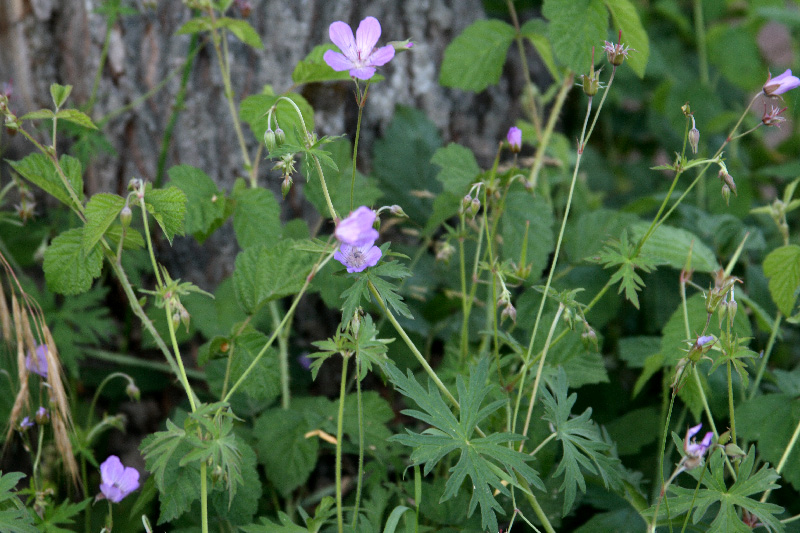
461;194;472;213
501;303;516;324
434;240;455;263
718;170;737;196
688;127;699;154
469;197;481;217
721;184;731;206
211;465;225;483
388;39;414;52
120;205;132;227
180;308;190;330
724;442;746;458
126;382;141;402
275;127;286;146
171;312;181;330
389;204;407;217
264;127;277;151
281;175;293;198
35;407;49;425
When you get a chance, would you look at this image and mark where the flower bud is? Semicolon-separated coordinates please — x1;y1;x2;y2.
721;184;731;205
507;126;522;153
461;194;472;213
35;407;49;425
501;303;516;324
688;127;699;154
281;175;293;198
389;204;407;217
275;127;286;146
120;205;132;227
263;127;277;151
171;312;181;330
434;240;455;263
469;197;481;218
724;442;746;458
718;169;737;196
388;39;414;52
126;382;141;402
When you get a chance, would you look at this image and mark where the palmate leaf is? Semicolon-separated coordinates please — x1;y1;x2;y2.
387;358;543;532
541;369;624;515
590;230;656;309
660;448;784;533
340;251;412;321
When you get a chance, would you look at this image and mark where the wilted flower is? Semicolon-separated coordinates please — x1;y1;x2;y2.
688;116;700;154
762;104;787;127
507;126;522;153
335;206;378;247
334;243;382;273
99;455;140;503
602;38;634;66
682;423;713;469
19;417;34;431
25;344;49;379
763;69;800;96
323;17;395;80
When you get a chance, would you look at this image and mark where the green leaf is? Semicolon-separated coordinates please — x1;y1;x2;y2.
628;222;719;273
373;107;442;225
541;368;624;515
216;17;263;49
543;0;608;73
293;44;355;84
501;189;555;280
241;514;308;532
50;83;72;108
206;329;281;406
55;109;97;129
211;442;261;525
19;109;55;121
591;231;656;309
657;448;784;533
387;358;543;532
231;182;282;249
431;143;480;195
239;92;315;148
603;0;649;78
7;153;84;207
43;228;103;295
763;244;800;316
253;408;319;496
304;139;382;217
144;184;187;244
37;498;90;533
82;193;125;253
439;19;515;92
232;240;312;314
0;472;37;533
520;19;562;81
168;165;227;241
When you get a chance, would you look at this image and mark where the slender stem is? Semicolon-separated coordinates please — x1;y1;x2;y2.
165;302;197;412
458;216;469;365
200;461;209;533
86;372;132;427
727;360;736;444
518;476;556;533
761;414;800;503
350;81;369;212
505;0;542;137
528;74;574;188
351;357;364;529
270;301;291;409
335;356;349;533
693;0;709;86
528;432;557;457
749;312;782;399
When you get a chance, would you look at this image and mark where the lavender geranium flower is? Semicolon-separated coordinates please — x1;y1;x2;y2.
763;69;800;96
335;206;379;247
25;344;48;379
334;243;382;273
507;126;522;153
681;423;714;469
323;17;395;80
99;455;140;503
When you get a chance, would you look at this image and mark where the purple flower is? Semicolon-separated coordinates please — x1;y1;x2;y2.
507;126;522;153
25;344;48;379
323;17;395;80
335;206;378;247
684;423;713;458
35;406;49;425
99;455;140;503
763;69;800;96
19;417;34;430
334;243;382;273
697;335;714;347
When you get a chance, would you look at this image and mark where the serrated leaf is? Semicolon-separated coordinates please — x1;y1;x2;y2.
43;228;103;295
206;329;281;405
253;408;319;496
629;222;719;272
592;231;656;309
7;153;84;207
541;368;624;515
175;16;212;35
239;92;315;148
168;165;227;241
210;443;260;526
0;471;37;533
56;109;97;129
82;193;125;252
501;189;555;280
216;17;263;49
543;0;608;73
387;358;543;532
431;143;480;195
38;498;90;533
50;83;72;108
144;185;186;244
19;109;55;121
520;19;562;81
232;183;281;249
439;19;515;92
603;0;649;78
232;240;312;314
241;514;308;532
292;44;354;84
763;245;800;316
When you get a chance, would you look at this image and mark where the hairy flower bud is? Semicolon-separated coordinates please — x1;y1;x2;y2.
120;205;132;227
264;127;277;151
126;382;141;402
281;175;293;198
688;127;699;154
461;194;472;213
501;303;516;324
275;127;286;146
469;197;481;218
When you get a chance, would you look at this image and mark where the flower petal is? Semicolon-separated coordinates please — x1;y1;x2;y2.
355;16;381;56
335;206;378;246
367;44;395;68
323;50;353;72
329;21;356;60
362;245;382;269
350;66;377;80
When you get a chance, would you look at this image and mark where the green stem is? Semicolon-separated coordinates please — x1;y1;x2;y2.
351;357;364;529
727;359;736;444
335;355;348;533
350;81;369;212
458;217;469;365
761;412;800;503
528;432;557;458
165;302;197;412
200;461;209;533
86;372;133;427
528;73;574;189
505;0;542;137
749;312;782;399
693;0;709;86
270;301;291;409
518;476;556;533
83;347;204;379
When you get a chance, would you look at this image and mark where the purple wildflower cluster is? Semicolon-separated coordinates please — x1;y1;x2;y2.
334;206;382;273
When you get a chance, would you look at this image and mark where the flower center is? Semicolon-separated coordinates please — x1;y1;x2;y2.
345;247;367;268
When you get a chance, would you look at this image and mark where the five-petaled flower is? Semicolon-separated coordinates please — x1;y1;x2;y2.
682;423;713;469
99;455;140;503
763;69;800;97
323;17;395;80
334;206;382;272
25;344;48;379
334;243;382;273
507;126;522;153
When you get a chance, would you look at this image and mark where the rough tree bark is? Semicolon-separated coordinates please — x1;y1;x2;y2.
0;0;532;288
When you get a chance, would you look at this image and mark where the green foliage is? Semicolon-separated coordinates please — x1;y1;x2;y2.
82;192;125;252
541;369;624;515
177;16;263;48
543;0;608;73
591;231;657;309
763;244;800;317
293;44;354;84
439;19;515;92
253;408;319;496
0;472;37;533
231;181;282;249
658;448;784;533
8;153;84;208
309;314;392;380
35;498;90;533
628;222;719;273
205;329;281;406
387;358;543;532
169;165;228;242
239;91;315;148
501;189;555;280
340;254;412;322
232;240;313;314
143;184;187;244
43;227;104;295
49;83;72;109
603;0;649;77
